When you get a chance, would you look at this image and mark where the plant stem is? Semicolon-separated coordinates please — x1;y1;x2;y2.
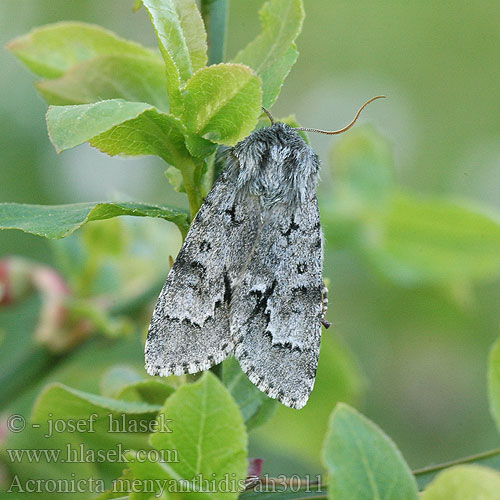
201;0;229;65
412;447;500;477
181;164;203;221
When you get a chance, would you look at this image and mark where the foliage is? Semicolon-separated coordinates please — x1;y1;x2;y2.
2;0;500;499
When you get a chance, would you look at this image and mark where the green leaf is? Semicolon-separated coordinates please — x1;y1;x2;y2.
36;54;169;110
47;100;195;166
89;109;192;165
31;383;162;450
148;372;247;500
0;201;189;239
47;100;151;151
29;383;162;488
488;333;500;434
233;0;304;108
125;459;170;500
365;192;500;284
183;63;262;146
7;22;158;79
165;165;186;192
117;380;175;406
222;357;277;431
323;403;418;500
142;0;208;114
100;365;144;398
421;465;500;500
48;98;205;221
184;131;219;158
32;383;162;423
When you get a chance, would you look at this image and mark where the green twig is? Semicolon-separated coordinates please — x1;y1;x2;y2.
201;0;229;65
181;162;204;220
412;447;500;477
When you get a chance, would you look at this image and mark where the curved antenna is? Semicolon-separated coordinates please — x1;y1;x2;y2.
296;95;386;135
262;106;275;126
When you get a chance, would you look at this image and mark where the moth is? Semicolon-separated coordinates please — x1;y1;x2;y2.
145;97;384;409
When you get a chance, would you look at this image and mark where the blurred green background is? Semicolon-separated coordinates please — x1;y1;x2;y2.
1;0;500;481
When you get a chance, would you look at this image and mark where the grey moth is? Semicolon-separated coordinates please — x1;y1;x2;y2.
145;97;383;409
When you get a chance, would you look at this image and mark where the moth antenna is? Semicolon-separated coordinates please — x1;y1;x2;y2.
262;106;275;126
296;95;386;135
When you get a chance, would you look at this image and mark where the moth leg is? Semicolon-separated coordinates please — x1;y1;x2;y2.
321;282;331;329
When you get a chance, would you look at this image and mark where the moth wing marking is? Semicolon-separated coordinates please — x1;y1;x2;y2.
232;195;323;409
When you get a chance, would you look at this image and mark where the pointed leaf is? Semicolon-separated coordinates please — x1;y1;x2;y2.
89;109;191;165
32;383;162;422
421;465;500;500
7;22;157;78
30;383;161;483
148;372;247;500
233;0;304;107
36;54;169;110
46;100;195;169
0;201;189;239
142;0;208;114
323;403;418;500
47;100;152;151
183;63;262;145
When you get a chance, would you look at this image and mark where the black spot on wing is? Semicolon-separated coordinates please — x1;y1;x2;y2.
225;204;242;225
199;240;211;252
297;263;307;274
282;215;300;239
223;271;232;304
